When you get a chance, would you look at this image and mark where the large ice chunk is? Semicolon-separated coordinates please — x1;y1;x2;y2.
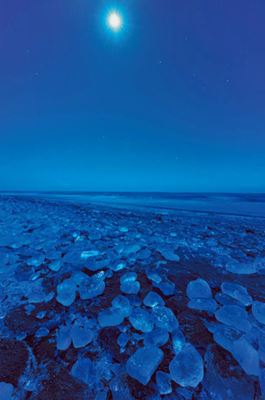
186;278;212;299
252;301;265;325
215;305;251;332
56;278;76;307
126;346;164;385
169;343;204;388
221;282;252;306
143;291;165;308
129;308;154;332
152;306;179;332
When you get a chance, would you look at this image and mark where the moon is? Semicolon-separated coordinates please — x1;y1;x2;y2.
107;11;123;31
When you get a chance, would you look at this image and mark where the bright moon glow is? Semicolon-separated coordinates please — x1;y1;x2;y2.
107;12;122;31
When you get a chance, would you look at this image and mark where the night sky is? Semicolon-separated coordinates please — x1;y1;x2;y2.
1;0;265;192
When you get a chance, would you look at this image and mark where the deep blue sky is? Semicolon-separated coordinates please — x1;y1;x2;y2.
1;0;265;192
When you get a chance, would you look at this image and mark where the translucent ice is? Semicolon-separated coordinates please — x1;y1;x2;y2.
213;324;242;354
232;336;260;376
0;382;13;400
81;250;100;259
144;328;169;347
71;357;96;385
56;324;72;350
48;259;62;272
98;308;124;327
154;280;175;296
169;343;204;388
221;282;252;306
117;332;129;348
152;306;179;332
112;295;132;317
188;298;217;313
172;329;186;354
186;278;212;299
120;280;140;295
156;371;172;395
79;273;105;300
252;301;265;325
215;305;251;332
143;291;165;308
71;320;94;348
146;271;162;284
226;260;257;275
56;278;76;307
120;272;137;284
126;346;164;385
129;308;154;332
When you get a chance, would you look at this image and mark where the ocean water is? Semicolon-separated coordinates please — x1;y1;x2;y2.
6;192;265;217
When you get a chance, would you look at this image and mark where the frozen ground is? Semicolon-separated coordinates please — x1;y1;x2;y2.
0;195;265;399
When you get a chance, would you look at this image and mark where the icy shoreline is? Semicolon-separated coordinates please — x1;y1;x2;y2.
0;195;265;399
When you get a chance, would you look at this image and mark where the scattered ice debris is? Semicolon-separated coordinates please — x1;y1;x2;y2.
56;278;76;306
126;346;164;385
215;305;252;332
169;343;204;388
156;371;172;395
221;282;253;306
143;291;165;308
1;196;265;398
252;301;265;325
152;306;179;332
0;382;14;400
98;308;124;327
187;278;212;299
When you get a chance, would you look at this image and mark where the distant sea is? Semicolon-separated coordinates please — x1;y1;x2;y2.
3;192;265;218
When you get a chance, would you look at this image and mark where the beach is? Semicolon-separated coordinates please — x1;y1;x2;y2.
0;194;265;399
